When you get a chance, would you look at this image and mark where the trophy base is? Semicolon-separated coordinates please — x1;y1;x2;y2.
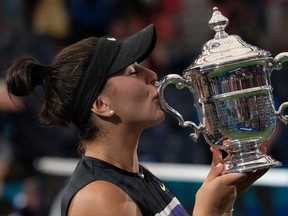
224;154;282;173
223;139;282;173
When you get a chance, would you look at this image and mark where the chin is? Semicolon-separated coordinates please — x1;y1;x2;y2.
150;112;165;127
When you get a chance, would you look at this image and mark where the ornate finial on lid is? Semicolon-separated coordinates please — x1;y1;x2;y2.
186;7;270;71
208;7;229;39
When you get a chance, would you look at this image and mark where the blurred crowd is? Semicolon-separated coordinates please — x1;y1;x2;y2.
0;0;288;215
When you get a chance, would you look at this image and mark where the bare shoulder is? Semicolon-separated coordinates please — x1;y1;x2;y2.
68;180;143;216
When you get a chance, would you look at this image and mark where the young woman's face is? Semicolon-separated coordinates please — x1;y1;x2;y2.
103;63;165;129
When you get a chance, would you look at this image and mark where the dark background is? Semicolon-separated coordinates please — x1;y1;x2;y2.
0;0;288;215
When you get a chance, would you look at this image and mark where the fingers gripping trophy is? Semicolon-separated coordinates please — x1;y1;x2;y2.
158;7;288;173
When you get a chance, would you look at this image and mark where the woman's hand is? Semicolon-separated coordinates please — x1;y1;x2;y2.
210;146;269;196
192;147;268;216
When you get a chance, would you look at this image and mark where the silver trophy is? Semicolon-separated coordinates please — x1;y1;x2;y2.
158;7;288;173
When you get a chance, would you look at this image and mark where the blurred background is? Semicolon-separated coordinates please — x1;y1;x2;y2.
0;0;288;215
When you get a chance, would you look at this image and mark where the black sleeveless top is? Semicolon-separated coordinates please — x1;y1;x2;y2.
61;156;189;216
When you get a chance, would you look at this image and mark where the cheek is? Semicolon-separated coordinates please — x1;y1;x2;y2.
123;88;148;105
110;84;149;109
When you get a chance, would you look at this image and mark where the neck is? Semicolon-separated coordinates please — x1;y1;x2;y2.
85;148;144;179
85;149;139;173
84;125;142;172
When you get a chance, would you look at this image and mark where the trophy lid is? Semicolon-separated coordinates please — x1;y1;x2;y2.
187;7;271;72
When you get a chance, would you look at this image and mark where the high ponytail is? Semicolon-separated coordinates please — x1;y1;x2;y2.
5;37;100;145
5;56;48;96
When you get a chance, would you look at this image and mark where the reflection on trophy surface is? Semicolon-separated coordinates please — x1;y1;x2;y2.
158;7;288;173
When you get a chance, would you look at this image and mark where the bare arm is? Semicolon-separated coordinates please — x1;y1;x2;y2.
68;180;143;216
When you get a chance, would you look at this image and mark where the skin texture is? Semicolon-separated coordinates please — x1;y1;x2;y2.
93;63;163;130
68;63;268;216
68;181;142;216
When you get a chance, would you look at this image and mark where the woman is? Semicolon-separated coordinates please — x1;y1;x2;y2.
5;24;267;216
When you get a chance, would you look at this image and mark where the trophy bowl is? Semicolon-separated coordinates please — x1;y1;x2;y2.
158;7;288;173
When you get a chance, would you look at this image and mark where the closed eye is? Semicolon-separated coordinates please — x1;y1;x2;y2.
130;71;139;76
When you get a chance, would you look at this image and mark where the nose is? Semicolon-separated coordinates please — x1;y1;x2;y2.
145;68;158;85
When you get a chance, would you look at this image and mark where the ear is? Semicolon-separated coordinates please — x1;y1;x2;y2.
91;96;111;117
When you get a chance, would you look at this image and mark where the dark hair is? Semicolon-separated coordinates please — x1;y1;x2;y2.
5;37;100;149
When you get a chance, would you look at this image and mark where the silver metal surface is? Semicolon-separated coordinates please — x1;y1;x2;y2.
158;7;288;173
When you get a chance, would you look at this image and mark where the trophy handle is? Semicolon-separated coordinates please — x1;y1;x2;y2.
158;74;204;141
271;52;288;124
273;52;288;69
275;102;288;125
